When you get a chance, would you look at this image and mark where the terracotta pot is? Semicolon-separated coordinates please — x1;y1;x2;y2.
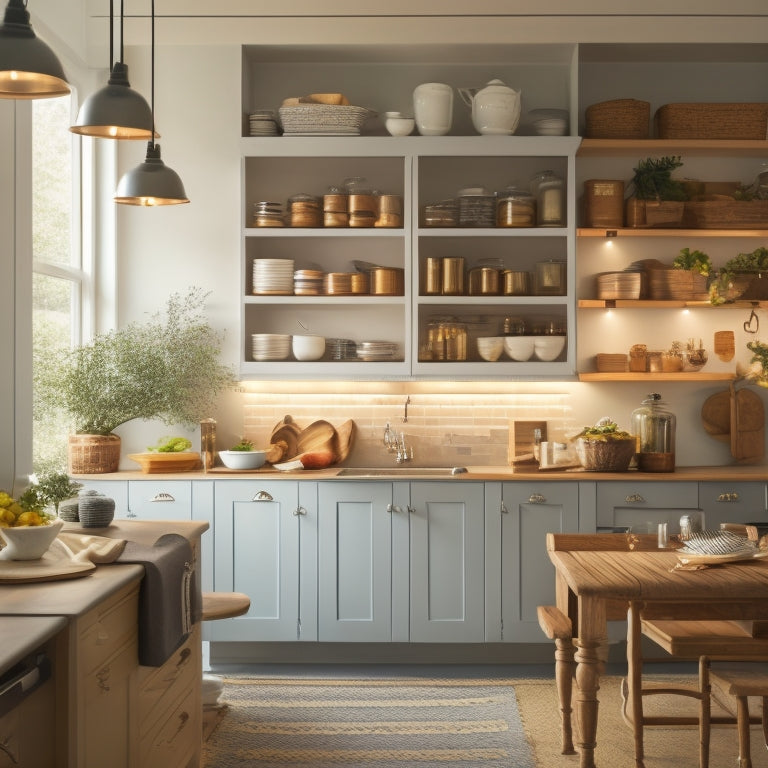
68;434;121;474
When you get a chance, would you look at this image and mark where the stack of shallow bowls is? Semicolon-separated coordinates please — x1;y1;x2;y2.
529;108;568;136
533;335;566;361
476;336;504;362
294;269;324;295
252;258;294;294
356;340;399;361
323;272;354;295
327;338;357;360
248;110;279;136
251;333;291;361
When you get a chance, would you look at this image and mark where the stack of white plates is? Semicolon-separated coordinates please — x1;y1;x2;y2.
249;110;280;136
251;333;291;361
529;108;569;136
356;340;399;361
252;259;295;295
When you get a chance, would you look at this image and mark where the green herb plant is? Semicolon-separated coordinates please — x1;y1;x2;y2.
33;471;83;514
229;439;255;452
673;247;712;277
148;437;193;453
629;156;688;201
36;287;237;436
572;419;633;442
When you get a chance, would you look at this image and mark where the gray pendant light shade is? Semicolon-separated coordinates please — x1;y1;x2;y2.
0;0;69;99
71;62;156;139
114;142;189;206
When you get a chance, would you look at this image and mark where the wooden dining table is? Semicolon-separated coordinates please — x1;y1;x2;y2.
548;546;768;768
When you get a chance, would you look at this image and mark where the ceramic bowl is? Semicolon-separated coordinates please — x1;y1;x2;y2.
292;334;326;361
503;336;535;361
384;113;415;136
219;449;267;470
476;336;504;362
0;518;63;560
533;335;566;361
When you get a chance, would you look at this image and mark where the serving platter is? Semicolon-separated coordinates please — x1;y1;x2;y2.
676;548;768;566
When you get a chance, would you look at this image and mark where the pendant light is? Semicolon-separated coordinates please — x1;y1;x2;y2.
114;0;188;206
0;0;69;99
71;0;154;139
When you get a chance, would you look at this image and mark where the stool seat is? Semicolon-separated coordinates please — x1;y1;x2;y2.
202;591;250;621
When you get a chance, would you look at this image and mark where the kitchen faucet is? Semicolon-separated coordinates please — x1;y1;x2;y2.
383;422;414;463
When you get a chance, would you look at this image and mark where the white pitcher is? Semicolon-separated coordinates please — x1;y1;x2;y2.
459;79;521;135
413;83;453;136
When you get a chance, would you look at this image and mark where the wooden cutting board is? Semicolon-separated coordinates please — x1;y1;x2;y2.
295;420;338;458
701;389;731;444
335;419;356;463
731;386;765;461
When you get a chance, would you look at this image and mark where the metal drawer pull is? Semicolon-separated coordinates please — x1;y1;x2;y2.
717;492;740;502
528;494;546;504
387;504;403;513
252;490;273;501
151;492;176;502
625;493;645;504
292;506;307;516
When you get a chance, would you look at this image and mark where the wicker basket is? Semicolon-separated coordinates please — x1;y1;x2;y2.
583;179;625;227
585;99;650;139
682;200;768;229
655;103;768;140
576;437;636;472
68;434;121;474
647;268;709;300
626;199;684;228
278;105;374;135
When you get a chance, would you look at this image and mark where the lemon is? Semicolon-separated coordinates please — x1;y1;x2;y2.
15;511;44;527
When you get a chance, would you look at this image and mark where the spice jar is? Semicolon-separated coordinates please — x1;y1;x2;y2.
631;393;676;473
530;170;564;227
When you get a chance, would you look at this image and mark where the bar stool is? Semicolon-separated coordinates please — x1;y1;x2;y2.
201;591;251;706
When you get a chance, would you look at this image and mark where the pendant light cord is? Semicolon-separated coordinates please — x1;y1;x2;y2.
150;0;155;148
109;0;114;68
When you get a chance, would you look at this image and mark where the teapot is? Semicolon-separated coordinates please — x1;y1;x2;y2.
458;79;521;135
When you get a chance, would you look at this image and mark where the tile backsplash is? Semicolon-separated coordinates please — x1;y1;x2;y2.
241;390;575;466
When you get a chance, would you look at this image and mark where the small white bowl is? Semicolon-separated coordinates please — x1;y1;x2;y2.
292;334;326;361
0;518;63;561
533;335;566;362
476;336;504;362
385;116;415;136
219;450;267;470
503;336;535;361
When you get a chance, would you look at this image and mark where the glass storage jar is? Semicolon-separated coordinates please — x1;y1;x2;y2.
424;317;468;361
496;184;535;227
630;393;676;473
457;186;496;227
530;170;564;227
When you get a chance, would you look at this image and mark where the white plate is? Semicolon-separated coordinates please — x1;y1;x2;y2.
676;548;768;566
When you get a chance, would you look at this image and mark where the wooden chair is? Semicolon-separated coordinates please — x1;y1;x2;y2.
540;532;768;768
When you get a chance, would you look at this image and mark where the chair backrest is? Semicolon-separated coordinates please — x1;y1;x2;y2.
547;532;659;552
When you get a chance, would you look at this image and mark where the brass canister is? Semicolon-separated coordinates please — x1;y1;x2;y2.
442;257;465;295
426;320;467;361
370;267;405;296
503;270;531;295
423;258;442;295
468;266;500;295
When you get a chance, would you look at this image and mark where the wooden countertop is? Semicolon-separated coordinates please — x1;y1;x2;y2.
0;615;68;677
75;465;768;482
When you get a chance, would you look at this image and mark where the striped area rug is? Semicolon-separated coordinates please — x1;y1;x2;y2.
203;676;535;767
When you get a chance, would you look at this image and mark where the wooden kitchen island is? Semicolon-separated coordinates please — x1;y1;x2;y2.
0;520;208;768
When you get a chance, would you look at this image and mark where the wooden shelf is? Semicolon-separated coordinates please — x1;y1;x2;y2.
577;227;768;238
578;371;736;382
578;299;768;309
577;139;768;158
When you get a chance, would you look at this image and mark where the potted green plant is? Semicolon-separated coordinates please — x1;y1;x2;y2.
710;247;768;304
34;471;83;516
626;155;688;227
36;288;237;474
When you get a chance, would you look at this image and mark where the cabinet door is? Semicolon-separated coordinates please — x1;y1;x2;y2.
212;480;306;642
126;480;193;520
698;482;767;529
409;481;485;643
596;481;699;533
498;482;580;643
317;481;395;642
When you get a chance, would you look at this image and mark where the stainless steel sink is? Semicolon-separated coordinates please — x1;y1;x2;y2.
337;467;468;477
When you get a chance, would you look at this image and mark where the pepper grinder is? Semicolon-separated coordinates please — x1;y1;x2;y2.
201;418;216;472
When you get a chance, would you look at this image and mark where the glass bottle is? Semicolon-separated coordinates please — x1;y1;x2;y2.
630;393;676;473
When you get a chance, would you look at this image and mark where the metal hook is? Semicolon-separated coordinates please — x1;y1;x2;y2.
744;308;760;334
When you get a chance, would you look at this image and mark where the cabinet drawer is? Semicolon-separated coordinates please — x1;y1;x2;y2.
79;581;139;670
127;481;193;520
135;625;199;729
139;683;199;768
699;482;767;527
596;482;699;528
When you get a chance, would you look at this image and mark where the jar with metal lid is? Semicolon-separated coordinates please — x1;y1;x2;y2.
425;317;467;361
496;185;535;227
530;170;564;227
630;393;676;473
502;316;527;336
468;266;500;295
457;186;496;227
287;193;321;227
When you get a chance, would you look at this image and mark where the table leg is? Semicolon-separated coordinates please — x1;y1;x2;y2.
573;637;607;768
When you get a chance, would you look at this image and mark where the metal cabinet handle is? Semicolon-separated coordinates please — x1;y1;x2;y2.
528;493;546;504
501;502;508;514
252;490;273;501
292;506;307;516
387;504;403;513
151;492;175;502
717;492;740;502
625;493;645;504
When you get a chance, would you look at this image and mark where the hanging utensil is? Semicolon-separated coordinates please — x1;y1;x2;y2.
743;308;759;334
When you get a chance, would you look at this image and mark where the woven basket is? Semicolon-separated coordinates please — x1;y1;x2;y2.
278;105;374;135
655;103;768;140
585;99;650;139
647;268;709;300
682;200;768;229
68;434;121;474
576;437;636;472
626;199;684;228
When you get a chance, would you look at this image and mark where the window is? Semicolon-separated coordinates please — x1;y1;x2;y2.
31;94;86;472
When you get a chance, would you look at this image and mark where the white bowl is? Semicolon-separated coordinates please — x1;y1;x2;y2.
385;116;415;136
503;336;535;361
476;336;504;362
292;334;326;361
0;518;63;561
533;335;566;361
219;450;267;470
